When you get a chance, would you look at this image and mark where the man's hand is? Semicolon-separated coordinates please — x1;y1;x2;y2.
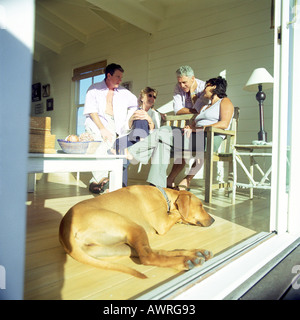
100;127;113;142
176;107;198;115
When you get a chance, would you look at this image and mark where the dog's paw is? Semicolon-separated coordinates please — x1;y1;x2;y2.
196;249;213;261
186;257;205;270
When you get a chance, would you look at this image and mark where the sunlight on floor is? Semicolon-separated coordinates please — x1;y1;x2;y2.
24;173;271;299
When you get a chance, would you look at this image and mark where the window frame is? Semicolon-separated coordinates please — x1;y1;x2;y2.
70;60;107;135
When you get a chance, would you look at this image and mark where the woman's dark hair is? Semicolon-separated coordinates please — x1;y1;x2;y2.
206;76;228;100
105;63;124;78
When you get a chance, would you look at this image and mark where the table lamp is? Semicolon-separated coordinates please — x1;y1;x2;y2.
244;68;274;142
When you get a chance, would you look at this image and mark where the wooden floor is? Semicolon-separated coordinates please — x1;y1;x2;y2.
24;173;270;300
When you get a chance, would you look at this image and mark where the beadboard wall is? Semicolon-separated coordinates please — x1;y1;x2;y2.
32;0;274;182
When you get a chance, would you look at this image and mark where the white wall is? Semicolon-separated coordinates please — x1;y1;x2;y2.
147;0;274;143
32;0;274;181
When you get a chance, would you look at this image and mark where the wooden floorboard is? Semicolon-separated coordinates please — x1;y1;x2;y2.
24;173;270;300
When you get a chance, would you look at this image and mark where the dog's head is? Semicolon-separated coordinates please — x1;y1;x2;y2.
175;190;214;227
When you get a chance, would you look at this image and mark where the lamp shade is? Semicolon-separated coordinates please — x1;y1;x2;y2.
244;68;274;92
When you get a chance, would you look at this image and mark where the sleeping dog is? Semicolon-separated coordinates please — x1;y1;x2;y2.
59;185;214;278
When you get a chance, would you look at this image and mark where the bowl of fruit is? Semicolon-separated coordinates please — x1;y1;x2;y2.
57;133;101;154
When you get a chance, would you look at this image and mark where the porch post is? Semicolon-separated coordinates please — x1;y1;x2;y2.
0;0;35;299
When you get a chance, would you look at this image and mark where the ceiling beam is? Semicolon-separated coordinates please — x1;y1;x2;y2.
35;31;61;54
133;0;165;20
86;0;160;33
89;8;121;32
36;2;87;44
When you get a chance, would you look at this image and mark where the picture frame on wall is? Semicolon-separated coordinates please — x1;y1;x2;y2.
32;83;41;102
34;103;44;114
42;84;50;97
121;81;132;91
46;98;54;111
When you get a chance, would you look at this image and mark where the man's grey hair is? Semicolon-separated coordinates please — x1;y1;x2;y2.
176;65;195;78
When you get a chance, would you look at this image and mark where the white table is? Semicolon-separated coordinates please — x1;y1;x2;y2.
27;152;126;192
232;144;272;204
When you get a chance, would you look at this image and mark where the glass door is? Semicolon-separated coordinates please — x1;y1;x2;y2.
137;0;300;300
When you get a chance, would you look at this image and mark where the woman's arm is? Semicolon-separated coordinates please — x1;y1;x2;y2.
184;97;234;137
210;97;234;130
196;98;234;130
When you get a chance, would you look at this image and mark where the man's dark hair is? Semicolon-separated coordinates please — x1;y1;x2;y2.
206;76;228;99
105;63;124;78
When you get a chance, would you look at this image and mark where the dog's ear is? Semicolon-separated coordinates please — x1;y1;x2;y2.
176;191;191;219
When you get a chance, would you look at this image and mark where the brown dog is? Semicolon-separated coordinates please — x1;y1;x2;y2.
59;185;214;279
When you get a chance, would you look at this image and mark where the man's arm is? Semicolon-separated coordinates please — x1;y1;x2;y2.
90;112;113;142
176;107;198;115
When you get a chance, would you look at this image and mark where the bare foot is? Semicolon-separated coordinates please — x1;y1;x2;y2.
124;148;133;160
177;177;191;191
166;177;175;189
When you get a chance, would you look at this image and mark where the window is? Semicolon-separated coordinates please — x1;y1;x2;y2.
72;60;107;135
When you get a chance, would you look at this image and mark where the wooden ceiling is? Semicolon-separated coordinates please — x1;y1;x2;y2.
34;0;237;59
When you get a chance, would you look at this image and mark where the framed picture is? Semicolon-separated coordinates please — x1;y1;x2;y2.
34;103;44;114
42;84;50;97
32;83;41;102
121;81;132;91
46;98;54;111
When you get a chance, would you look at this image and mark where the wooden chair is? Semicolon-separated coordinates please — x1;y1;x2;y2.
163;113;194;127
204;107;239;203
162;107;240;203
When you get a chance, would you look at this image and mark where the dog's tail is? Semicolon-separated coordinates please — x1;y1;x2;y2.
62;243;147;279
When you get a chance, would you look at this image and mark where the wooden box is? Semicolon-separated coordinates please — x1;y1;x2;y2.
29;117;56;153
30;116;51;135
29;134;56;153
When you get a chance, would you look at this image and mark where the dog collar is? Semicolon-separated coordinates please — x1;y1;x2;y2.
156;186;171;213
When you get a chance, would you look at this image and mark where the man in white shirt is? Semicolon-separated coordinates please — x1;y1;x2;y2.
173;65;208;115
84;63;138;193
